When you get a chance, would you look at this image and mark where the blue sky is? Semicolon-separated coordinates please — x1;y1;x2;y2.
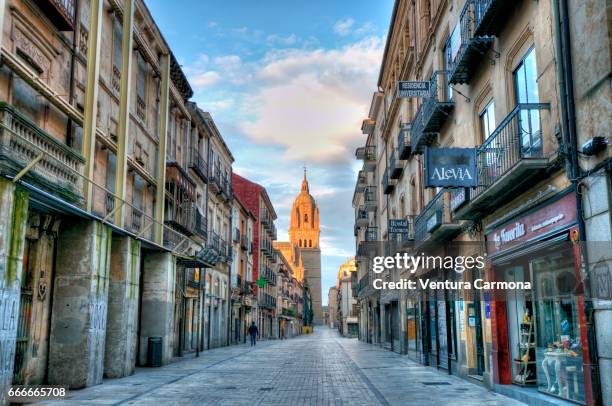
147;0;394;305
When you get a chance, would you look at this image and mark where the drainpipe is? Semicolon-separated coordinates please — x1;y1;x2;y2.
66;0;79;147
552;0;600;403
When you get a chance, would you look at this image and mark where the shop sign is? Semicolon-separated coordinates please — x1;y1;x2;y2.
486;192;578;254
398;81;430;98
424;147;477;188
388;219;409;239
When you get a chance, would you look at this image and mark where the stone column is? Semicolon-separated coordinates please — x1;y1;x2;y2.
48;219;112;388
104;236;140;378
139;251;175;366
0;180;28;405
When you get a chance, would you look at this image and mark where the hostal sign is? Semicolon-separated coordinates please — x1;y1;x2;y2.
424;147;477;188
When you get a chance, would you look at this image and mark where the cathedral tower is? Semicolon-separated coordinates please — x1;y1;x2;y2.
281;169;323;324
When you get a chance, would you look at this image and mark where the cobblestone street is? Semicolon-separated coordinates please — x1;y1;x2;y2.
42;328;523;406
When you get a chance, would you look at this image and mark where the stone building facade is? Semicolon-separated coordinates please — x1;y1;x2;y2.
0;0;245;401
353;0;610;405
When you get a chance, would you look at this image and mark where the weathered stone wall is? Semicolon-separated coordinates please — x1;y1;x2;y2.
104;236;140;378
48;219;112;388
139;251;175;366
0;179;28;405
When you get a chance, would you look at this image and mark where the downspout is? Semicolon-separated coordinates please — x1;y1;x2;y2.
552;0;600;403
66;0;79;147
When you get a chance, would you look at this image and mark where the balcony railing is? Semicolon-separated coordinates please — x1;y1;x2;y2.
473;0;516;37
414;191;461;243
0;103;85;202
194;208;207;240
411;71;455;154
208;231;220;254
240;234;249;250
355;145;377;171
398;123;412;159
382;168;395;195
355;207;369;227
355;170;368;193
364;186;377;211
447;0;494;84
389;150;403;179
453;103;551;220
209;164;221;193
35;0;76;31
189;149;208;182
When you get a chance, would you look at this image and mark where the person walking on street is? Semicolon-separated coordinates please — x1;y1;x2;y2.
248;321;258;346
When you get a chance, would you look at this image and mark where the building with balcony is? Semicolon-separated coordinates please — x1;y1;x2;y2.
351;0;610;404
336;259;358;338
230;193;255;345
0;0;238;396
232;173;279;340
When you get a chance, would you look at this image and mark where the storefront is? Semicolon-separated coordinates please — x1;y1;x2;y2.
488;190;593;404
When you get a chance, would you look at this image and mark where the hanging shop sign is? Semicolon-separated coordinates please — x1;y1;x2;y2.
424;147;477;188
486;191;577;254
397;81;430;98
388;218;409;234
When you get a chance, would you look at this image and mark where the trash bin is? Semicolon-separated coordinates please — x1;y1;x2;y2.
147;337;163;367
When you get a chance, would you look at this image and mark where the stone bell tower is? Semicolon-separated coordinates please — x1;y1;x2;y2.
288;169;323;324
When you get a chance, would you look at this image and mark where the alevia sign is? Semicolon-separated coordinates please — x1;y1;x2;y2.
424;147;477;188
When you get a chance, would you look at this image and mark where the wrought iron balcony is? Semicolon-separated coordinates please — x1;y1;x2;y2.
189;149;208;182
240;234;249;250
382;168;395;195
389;150;403;180
194;208;207;240
355;145;377;171
355;206;369;227
260;207;271;229
473;0;517;37
411;71;455;154
398;123;412;159
208;231;220;254
355;170;368;193
453;103;551;220
208;164;221;193
414;191;461;243
364;186;378;211
447;0;495;85
35;0;75;31
0;103;84;203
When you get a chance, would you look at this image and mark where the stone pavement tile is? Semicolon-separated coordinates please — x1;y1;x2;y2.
37;328;525;406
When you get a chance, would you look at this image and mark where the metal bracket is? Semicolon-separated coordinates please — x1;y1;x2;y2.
449;86;471;103
13;152;45;182
488;48;501;65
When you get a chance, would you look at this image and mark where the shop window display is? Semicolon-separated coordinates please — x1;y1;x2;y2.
503;244;585;403
532;254;585;403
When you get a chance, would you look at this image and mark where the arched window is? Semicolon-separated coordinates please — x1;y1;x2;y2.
309;240;312;247
299;239;302;247
304;214;308;223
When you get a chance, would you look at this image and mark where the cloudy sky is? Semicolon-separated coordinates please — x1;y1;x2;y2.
147;0;394;305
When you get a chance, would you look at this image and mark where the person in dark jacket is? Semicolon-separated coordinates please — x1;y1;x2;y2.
248;321;258;346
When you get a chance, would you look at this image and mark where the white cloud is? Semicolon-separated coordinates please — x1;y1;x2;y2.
333;18;355;36
266;33;299;46
207;21;217;28
190;71;221;88
238;36;384;164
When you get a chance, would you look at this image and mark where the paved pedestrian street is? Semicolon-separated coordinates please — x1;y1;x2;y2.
42;328;523;406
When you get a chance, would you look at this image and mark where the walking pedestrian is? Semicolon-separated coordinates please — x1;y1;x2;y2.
248;321;258;346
